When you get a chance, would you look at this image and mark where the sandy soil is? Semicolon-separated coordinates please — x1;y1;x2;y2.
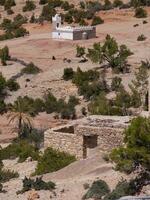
0;7;150;141
0;153;129;200
0;4;149;200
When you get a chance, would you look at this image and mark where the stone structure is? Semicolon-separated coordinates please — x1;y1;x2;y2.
119;196;150;200
52;14;96;40
44;115;131;159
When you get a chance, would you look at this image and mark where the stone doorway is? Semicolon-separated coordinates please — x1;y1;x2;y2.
83;135;98;159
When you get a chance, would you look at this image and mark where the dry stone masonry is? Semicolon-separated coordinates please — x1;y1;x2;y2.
44;115;131;159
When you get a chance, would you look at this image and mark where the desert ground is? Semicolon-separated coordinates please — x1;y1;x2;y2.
0;7;150;141
0;152;130;200
0;3;150;199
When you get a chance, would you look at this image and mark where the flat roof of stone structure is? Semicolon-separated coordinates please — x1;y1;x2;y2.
49;115;132;133
80;115;132;129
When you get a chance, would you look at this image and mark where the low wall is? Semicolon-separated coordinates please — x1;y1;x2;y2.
44;129;83;159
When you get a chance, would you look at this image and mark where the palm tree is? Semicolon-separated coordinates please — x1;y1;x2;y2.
7;97;32;137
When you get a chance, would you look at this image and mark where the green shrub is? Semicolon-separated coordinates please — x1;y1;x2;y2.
40;3;56;21
0;100;7;114
20;126;44;149
64;12;73;23
34;147;76;175
4;0;16;10
7;8;14;15
21;62;40;74
87;35;133;73
0;169;19;183
63;68;74;81
44;92;58;114
13;14;28;25
23;0;36;12
104;180;133;200
110;117;150;174
137;34;146;41
0;46;10;66
0;73;7;94
60;106;76;119
111;76;123;91
72;67;99;86
134;7;147;18
30;13;36;23
7;79;20;91
17;176;55;194
39;0;48;5
91;16;104;26
0;140;39;162
113;0;123;7
12;96;42;117
0;18;29;41
83;180;110;199
103;0;113;10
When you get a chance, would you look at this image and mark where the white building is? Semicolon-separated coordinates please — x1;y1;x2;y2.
52;14;96;40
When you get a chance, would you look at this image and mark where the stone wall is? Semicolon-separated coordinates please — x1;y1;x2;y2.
44;122;125;159
73;28;96;40
44;128;83;159
75;125;124;152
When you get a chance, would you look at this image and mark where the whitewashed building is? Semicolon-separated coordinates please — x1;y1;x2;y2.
52;14;96;40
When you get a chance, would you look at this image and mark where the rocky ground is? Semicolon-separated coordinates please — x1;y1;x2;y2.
0;7;150;141
0;3;150;200
0;153;129;200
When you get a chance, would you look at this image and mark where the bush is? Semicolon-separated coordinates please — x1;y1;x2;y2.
0;169;19;183
40;3;56;21
0;46;10;66
17;176;55;194
104;180;134;200
83;180;110;199
0;183;4;193
21;62;40;74
39;0;48;5
7;8;14;15
137;34;146;41
60;106;76;119
7;79;20;91
0;140;39;162
0;73;7;95
23;0;36;12
0;18;29;41
64;12;73;23
91;16;104;26
103;0;113;10
4;0;16;10
110;117;150;174
134;7;147;18
113;0;123;7
0;100;7;114
34;147;76;175
111;76;122;91
63;68;74;81
20;126;44;149
44;92;58;114
14;14;28;25
72;67;99;86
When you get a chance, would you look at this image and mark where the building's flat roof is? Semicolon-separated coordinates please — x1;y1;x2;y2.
55;25;95;32
78;115;132;129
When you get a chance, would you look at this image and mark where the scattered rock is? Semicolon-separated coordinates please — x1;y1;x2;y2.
26;157;33;162
27;189;40;200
